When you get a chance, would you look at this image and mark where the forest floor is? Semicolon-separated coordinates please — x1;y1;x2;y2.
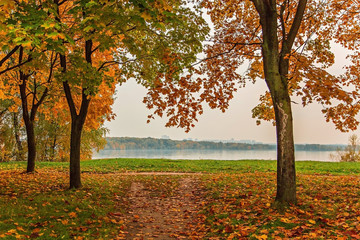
0;159;360;239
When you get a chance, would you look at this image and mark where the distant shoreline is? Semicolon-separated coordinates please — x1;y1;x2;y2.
103;137;345;152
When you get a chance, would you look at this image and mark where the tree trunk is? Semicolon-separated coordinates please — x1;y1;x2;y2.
66;88;90;189
50;131;57;162
25;120;36;172
255;0;297;204
60;40;92;189
12;112;24;161
273;90;296;204
265;72;297;204
17;46;49;171
69;118;83;188
18;47;43;173
19;75;37;173
20;91;36;172
66;97;90;188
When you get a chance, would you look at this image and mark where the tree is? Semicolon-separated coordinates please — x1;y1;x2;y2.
0;46;58;172
0;0;76;171
145;0;360;205
1;0;119;179
204;0;360;204
332;134;360;162
19;50;58;172
49;0;208;188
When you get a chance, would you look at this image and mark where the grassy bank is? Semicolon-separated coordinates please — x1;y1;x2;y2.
1;158;360;175
0;159;359;239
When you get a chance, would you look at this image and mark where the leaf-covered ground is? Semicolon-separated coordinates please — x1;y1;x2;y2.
198;173;360;239
0;160;360;239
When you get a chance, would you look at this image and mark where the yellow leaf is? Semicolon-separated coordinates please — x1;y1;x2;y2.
280;218;291;223
61;219;69;225
255;234;268;240
7;229;16;234
163;4;172;11
57;33;66;39
22;41;32;48
309;220;316;224
15;234;22;239
69;212;77;218
141;12;152;21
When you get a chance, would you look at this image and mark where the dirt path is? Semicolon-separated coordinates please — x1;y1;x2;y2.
122;176;205;239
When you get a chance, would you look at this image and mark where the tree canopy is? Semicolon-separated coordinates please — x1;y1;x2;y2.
0;0;209;188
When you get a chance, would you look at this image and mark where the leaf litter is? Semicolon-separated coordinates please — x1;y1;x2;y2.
1;168;360;239
116;176;206;239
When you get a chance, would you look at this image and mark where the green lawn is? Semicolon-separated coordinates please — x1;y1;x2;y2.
0;159;359;239
1;158;360;175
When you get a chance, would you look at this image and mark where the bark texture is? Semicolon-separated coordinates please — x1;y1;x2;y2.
252;0;307;204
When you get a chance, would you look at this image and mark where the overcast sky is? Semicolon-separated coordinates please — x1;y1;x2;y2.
104;42;357;145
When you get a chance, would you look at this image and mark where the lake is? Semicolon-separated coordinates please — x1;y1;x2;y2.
92;149;340;162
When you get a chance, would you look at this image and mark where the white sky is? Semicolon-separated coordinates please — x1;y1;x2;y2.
104;40;357;145
104;76;356;145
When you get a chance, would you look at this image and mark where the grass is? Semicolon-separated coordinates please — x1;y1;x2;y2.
1;158;360;175
0;169;132;239
0;158;359;239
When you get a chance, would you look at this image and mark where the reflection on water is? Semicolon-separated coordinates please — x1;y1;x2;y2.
92;149;339;162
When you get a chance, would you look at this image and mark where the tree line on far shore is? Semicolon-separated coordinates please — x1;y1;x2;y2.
103;137;344;152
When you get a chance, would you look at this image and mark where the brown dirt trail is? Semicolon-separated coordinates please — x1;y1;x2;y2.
120;175;205;239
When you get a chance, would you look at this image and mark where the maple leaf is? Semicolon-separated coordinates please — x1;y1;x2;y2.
61;219;69;225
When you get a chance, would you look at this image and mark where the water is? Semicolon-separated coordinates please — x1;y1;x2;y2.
92;149;339;162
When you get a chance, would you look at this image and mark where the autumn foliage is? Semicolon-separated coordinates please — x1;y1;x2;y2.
0;0;208;188
144;0;360;204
